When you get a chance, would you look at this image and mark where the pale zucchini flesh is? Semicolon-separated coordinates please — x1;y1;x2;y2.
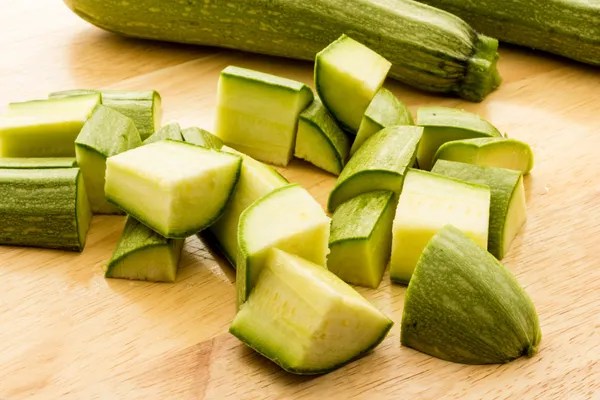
315;35;391;132
432;160;527;260
433;137;534;175
0;158;77;169
401;225;541;364
416;107;503;170
351;88;414;156
390;169;490;284
0;94;101;157
328;191;397;288
236;184;330;308
64;0;501;101
294;98;350;175
0;168;91;251
215;66;314;166
327;126;422;213
105;140;242;238
205;146;288;266
106;217;184;282
230;248;393;374
50;89;162;140
75;105;142;214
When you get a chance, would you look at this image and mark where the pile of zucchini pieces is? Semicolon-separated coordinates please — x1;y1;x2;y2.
0;34;540;374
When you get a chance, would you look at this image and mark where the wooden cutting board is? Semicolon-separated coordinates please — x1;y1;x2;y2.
1;2;598;399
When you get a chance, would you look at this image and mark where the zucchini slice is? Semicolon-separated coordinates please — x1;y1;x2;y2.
0;158;77;169
204;146;288;266
105;140;242;238
432;160;527;260
143;122;183;144
401;225;541;364
416;107;503;170
215;66;313;166
50;89;162;140
230;248;393;375
390;169;490;284
294;98;350;175
182;127;223;149
327;126;422;213
75;105;142;214
328;191;397;288
0;94;101;157
315;35;391;132
105;217;184;282
350;88;414;156
237;184;330;308
433;137;534;175
0;167;91;251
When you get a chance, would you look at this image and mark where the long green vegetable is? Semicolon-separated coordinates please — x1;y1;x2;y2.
64;0;501;101
417;0;600;66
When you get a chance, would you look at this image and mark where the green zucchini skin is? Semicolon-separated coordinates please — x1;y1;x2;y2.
0;168;91;252
0;158;77;169
63;0;501;101
417;0;600;66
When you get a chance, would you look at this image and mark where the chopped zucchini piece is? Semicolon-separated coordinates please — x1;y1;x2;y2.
75;105;142;214
0;168;91;251
315;35;391;132
106;217;184;282
0;94;101;157
327;126;422;212
105;140;242;238
143;122;183;144
182;127;223;149
350;88;413;156
237;184;330;308
295;98;350;175
328;191;397;288
390;169;490;284
0;158;77;169
230;248;393;374
416;107;503;170
215;66;313;166
432;160;527;259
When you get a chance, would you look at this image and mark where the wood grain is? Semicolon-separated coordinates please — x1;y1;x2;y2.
1;1;599;399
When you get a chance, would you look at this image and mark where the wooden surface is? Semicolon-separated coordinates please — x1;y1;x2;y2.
1;2;599;399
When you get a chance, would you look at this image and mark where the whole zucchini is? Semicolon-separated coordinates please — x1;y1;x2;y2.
417;0;600;66
64;0;501;102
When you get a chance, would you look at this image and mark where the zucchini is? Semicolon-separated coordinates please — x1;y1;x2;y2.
105;140;242;238
327;126;422;213
105;217;184;282
416;107;503;171
215;66;313;166
431;160;527;260
315;35;391;132
294;98;350;175
75;105;142;214
50;89;162;139
0;94;101;157
328;191;397;289
0;158;77;169
237;184;330;308
64;0;501;101
416;0;600;66
0;168;91;251
143;122;183;144
351;88;414;156
205;146;288;266
390;169;490;284
401;225;541;364
230;248;393;375
182;127;223;149
433;137;534;175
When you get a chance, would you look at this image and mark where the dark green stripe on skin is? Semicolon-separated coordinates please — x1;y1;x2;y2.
0;168;88;251
401;225;541;364
64;0;501;101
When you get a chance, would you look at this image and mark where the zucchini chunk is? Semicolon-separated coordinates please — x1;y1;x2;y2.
0;158;77;169
143;122;183;144
182;127;223;149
